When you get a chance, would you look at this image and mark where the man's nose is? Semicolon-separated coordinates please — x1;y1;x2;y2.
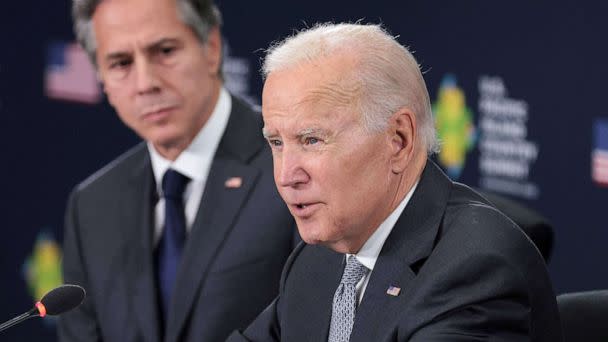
276;150;310;188
134;58;161;95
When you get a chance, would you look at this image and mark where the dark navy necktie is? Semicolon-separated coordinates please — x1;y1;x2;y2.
156;168;190;320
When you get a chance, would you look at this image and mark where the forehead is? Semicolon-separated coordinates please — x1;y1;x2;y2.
261;56;362;134
92;0;191;52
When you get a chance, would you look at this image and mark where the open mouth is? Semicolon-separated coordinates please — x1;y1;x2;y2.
290;202;320;218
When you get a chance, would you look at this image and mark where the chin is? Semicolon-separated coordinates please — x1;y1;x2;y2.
298;231;321;245
148;130;184;149
296;223;325;245
298;225;344;250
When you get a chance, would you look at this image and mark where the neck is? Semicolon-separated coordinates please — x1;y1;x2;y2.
389;154;426;212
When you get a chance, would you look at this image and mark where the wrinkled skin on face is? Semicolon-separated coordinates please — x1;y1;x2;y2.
262;54;424;254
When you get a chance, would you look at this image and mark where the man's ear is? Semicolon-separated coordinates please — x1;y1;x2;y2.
388;108;417;174
204;27;222;76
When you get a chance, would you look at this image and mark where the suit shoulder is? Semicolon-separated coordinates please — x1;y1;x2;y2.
75;143;148;194
422;183;549;294
447;181;490;207
442;183;537;257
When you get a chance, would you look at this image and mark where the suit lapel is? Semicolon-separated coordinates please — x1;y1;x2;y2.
349;161;452;341
284;247;344;342
311;254;344;342
165;96;265;342
165;158;260;341
123;147;162;342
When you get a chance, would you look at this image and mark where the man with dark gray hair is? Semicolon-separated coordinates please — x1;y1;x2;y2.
59;0;296;341
228;23;562;341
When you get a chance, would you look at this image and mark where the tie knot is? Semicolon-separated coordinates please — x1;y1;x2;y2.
162;169;190;199
341;256;369;286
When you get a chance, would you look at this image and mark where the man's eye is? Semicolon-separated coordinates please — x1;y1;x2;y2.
160;46;175;55
110;59;131;69
304;137;320;145
268;139;283;147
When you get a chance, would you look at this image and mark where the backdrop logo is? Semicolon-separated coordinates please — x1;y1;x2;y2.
592;118;608;187
477;75;539;199
45;41;101;104
23;231;63;304
432;74;476;180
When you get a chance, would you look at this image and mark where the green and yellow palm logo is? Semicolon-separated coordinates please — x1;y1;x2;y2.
23;231;63;302
432;74;476;179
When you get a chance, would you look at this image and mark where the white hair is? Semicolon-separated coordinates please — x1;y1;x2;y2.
262;23;439;155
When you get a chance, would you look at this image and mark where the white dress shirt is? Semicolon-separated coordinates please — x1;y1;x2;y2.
148;87;231;246
348;181;419;304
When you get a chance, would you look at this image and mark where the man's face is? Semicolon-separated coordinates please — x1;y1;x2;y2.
262;56;398;253
93;0;221;157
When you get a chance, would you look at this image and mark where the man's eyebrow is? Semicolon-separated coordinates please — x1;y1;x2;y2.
103;38;180;62
296;128;327;138
104;51;131;63
262;128;276;138
146;37;180;52
262;127;329;139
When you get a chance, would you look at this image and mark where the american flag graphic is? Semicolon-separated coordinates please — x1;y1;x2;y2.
224;176;243;189
45;41;101;104
592;119;608;187
386;285;401;297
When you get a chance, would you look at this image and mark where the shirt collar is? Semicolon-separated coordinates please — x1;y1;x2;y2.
148;87;231;193
349;180;419;271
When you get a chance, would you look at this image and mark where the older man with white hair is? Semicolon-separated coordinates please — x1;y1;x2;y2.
228;23;562;342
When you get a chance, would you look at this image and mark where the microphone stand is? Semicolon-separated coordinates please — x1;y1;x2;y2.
0;308;39;333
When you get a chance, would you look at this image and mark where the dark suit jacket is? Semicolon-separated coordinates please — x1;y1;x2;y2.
59;97;297;342
228;161;562;341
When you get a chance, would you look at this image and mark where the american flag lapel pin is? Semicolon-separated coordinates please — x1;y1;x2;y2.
386;285;401;297
224;177;243;189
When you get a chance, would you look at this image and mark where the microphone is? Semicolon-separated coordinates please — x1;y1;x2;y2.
0;284;86;333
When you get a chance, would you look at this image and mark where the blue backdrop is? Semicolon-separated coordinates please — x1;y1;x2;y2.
1;1;607;340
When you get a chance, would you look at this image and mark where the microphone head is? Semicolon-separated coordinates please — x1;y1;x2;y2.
38;284;86;316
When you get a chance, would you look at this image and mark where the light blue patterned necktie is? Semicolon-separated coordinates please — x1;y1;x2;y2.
328;256;369;342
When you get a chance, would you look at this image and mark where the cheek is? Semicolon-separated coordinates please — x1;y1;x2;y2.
331;150;390;208
179;74;216;122
107;92;136;126
181;71;206;95
326;193;359;228
180;56;213;92
271;155;282;183
332;151;385;192
104;85;123;109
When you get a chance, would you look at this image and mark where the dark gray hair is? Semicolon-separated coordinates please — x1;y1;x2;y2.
72;0;222;66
